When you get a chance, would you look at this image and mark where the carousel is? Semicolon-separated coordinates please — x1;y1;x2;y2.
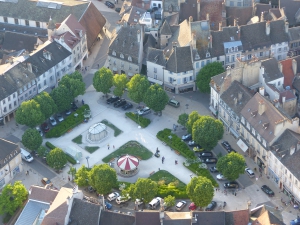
117;154;139;177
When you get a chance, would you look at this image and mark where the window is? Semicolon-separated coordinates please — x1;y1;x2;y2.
13;93;16;98
259;52;263;57
153;3;156;6
128;56;132;61
8;96;10;101
36;21;40;27
3;17;7;23
50;76;53;81
3;107;6;112
20;96;23;101
278;55;282;60
38;84;41;89
278;48;282;53
284;47;287;51
25;20;29;26
2;100;5;104
19;89;23;94
206;60;210;64
9;104;11;110
14;101;17;106
154;68;157;73
278;81;281;86
247;54;252;59
226;56;230;63
196;62;199;69
201;61;205;67
190;76;193;81
25;93;28;98
232;55;235;62
14;18;19;24
166;36;168;38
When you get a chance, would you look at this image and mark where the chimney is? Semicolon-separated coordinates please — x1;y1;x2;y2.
259;87;265;96
206;13;209;21
172;41;177;48
266;22;270;35
189;16;193;23
290;146;296;155
27;63;32;73
219;22;222;31
197;0;200;21
137;30;140;43
269;1;271;5
261;12;265;22
192;32;196;49
292;59;297;75
66;196;71;205
273;99;279;108
258;100;265;115
234;97;237;105
234;19;237;27
297;141;300;151
285;22;289;33
278;62;282;72
238;92;243;101
282;96;286;103
293;117;299;126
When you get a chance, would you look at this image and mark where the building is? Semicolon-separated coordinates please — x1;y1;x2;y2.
0;138;22;189
147;47;165;85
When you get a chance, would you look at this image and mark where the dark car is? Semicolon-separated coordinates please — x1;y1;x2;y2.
228;149;237;153
71;102;78;111
122;103;133;110
261;185;274;197
105;1;115;8
105;201;112;210
42;122;50;133
182;134;192;141
41;178;53;186
205;201;217;211
202;158;218;164
115;7;121;12
221;141;231;151
199;152;213;158
224;181;239;189
210;166;218;173
65;109;72;116
107;96;120;104
114;99;127;108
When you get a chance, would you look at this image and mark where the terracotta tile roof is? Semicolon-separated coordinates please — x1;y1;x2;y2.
29;186;59;203
279;90;296;103
279;58;295;87
225;209;250;225
200;0;224;31
226;7;253;26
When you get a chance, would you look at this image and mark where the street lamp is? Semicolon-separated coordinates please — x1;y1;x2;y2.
86;156;90;168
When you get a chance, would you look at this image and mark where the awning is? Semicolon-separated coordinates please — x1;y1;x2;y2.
237;139;248;152
209;106;217;115
178;84;194;90
148;77;163;85
164;84;175;89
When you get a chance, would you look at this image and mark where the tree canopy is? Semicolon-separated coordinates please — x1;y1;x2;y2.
22;128;42;151
59;73;85;99
192;116;224;150
186;111;201;134
69;70;83;81
186;176;214;208
127;74;150;104
164;195;176;209
143;84;169;113
89;164;117;194
74;165;90;187
127;178;158;203
216;152;246;181
196;62;225;93
177;113;189;128
113;74;128;97
50;85;73;112
93;68;113;95
0;181;28;216
34;91;57;120
15;100;44;127
46;148;67;170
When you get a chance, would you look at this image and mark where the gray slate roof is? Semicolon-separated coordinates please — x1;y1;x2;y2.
0;22;47;38
0;138;19;168
2;32;37;52
163;0;180;13
280;0;300;27
193;211;226;225
288;26;300;42
165;46;193;73
69;198;100;225
261;58;283;82
15;200;50;225
160;20;172;35
136;211;160;225
99;210;135;225
147;47;166;66
220;80;254;115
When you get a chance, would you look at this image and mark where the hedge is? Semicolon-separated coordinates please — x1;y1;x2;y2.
45;141;56;150
125;112;151;128
184;164;219;187
45;105;90;138
156;128;195;159
45;141;77;165
157;185;188;198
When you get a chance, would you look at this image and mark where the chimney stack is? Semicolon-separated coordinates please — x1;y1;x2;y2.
292;59;297;75
282;96;286;103
189;16;193;23
137;30;140;42
261;12;265;22
238;92;243;101
266;22;270;35
219;22;222;31
258;100;266;115
234;97;237;105
278;62;283;72
285;22;289;33
234;19;237;27
206;13;209;21
259;87;265;96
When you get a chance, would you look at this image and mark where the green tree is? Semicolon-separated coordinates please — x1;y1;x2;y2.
127;178;158;203
50;85;73;112
127;74;150;104
22;128;42;151
196;62;225;93
74;165;90;187
59;74;85;99
15;100;44;127
93;68;113;96
68;166;77;181
46;148;67;170
164;195;175;209
34;91;57;120
0;181;28;216
113;74;128;97
37;146;48;157
143;84;169;113
186;111;201;134
177;113;189;128
192;116;224;150
89;164;117;194
69;70;83;81
216;152;246;181
186;176;214;208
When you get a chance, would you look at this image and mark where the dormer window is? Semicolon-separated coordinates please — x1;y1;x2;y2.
206;52;210;58
112;51;116;56
120;53;124;59
128;56;132;61
195;53;200;60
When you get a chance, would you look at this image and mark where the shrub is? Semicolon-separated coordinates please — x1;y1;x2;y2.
45;141;56;150
3;213;12;223
72;135;82;144
185;164;219;187
66;154;77;165
101;119;122;137
125;112;151;128
85;146;99;153
46;105;90;138
157;185;188;198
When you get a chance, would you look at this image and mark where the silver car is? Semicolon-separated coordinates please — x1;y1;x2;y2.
49;116;57;126
36;126;43;136
56;113;64;122
137;107;151;115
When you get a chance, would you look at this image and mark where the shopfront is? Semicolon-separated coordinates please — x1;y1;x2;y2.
164;84;175;93
268;167;279;185
256;157;266;173
178;84;194;93
283;185;300;205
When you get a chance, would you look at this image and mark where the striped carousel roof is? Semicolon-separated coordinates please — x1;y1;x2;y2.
117;154;139;171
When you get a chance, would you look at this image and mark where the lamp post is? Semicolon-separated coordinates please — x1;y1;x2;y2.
86;156;90;168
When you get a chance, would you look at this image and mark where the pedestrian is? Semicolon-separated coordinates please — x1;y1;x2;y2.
162;156;165;164
113;145;115;149
190;174;193;178
216;188;218;192
26;170;29;175
175;159;178;165
234;192;237;196
68;176;70;181
107;144;110;150
98;64;100;68
82;99;84;105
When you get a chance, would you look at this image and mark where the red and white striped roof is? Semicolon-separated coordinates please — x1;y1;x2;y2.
117;154;139;171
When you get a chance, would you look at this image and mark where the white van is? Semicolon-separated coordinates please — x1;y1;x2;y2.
148;197;162;209
21;148;34;162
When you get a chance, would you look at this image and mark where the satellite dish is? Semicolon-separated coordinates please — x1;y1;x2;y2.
286;86;291;90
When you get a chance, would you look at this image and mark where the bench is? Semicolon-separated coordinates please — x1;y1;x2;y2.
149;171;155;176
109;158;115;163
175;150;180;155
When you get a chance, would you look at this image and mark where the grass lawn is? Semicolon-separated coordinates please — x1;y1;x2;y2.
101;119;122;137
72;135;82;144
149;170;186;189
85;146;99;153
102;141;153;163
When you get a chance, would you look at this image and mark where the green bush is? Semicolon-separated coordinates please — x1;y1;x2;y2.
46;105;90;138
85;146;99;153
3;213;12;223
72;135;82;144
157;185;188;198
66;154;77;165
101;119;122;137
185;164;219;187
125;112;151;128
45;141;56;150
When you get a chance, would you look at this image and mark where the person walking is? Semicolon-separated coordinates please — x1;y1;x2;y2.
68;176;70;181
107;144;110;150
26;170;29;175
113;145;115;149
175;159;178;165
162;156;165;164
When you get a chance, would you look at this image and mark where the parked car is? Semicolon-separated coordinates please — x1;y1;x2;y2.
135;198;144;206
182;134;192;141
114;99;127;108
210;166;218;173
224;181;239;189
65;109;72;116
175;200;187;211
221;141;231;151
261;185;274;197
105;1;115;8
188;140;196;146
41;178;52;186
245;168;255;178
115;7;121;12
71;102;78;111
105;201;112;210
168;99;180;108
188;202;197;211
42;122;50;133
137;107;151;115
216;174;226;180
199;152;213;158
106;96;120;104
36;126;43;137
205;201;217;211
193;145;204;152
228;149;237;153
116;194;131;204
148;197;162;209
122;103;133;110
202;158;218;164
56;113;64;122
49;116;57;126
107;192;119;201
